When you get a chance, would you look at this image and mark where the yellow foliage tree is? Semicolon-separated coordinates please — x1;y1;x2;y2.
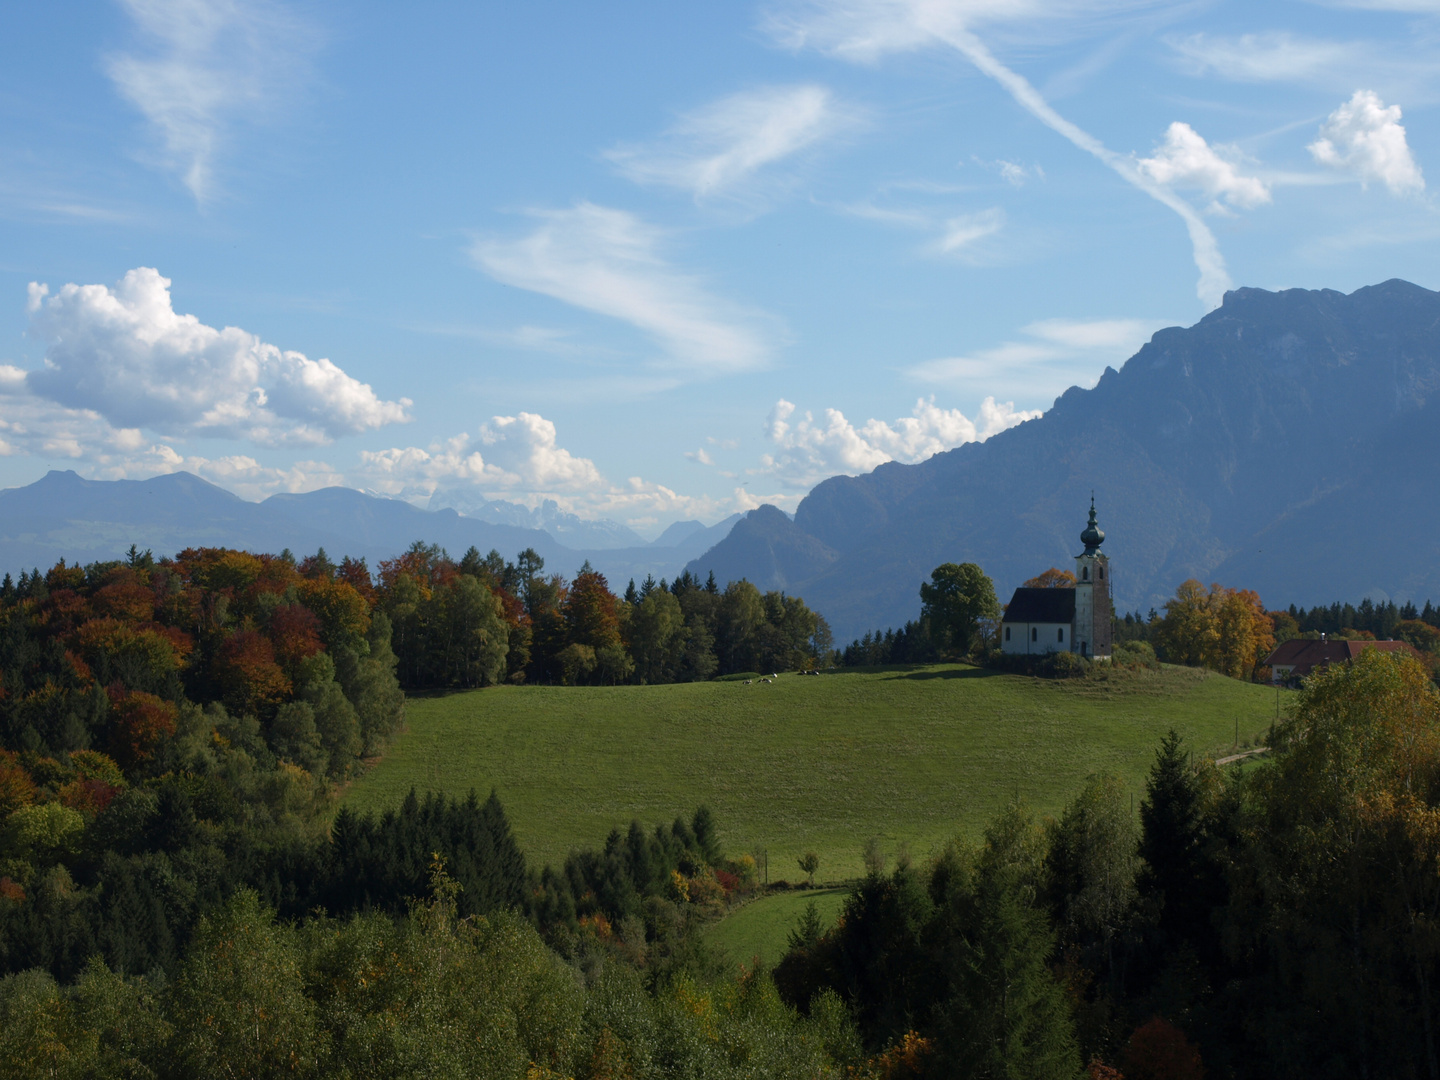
1153;580;1274;679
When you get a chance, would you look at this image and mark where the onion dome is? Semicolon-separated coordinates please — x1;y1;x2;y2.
1080;497;1105;554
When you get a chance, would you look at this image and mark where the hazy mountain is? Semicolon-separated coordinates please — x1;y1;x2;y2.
651;520;707;547
426;489;647;549
687;280;1440;641
0;471;738;591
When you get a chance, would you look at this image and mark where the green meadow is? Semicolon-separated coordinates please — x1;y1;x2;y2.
342;663;1281;881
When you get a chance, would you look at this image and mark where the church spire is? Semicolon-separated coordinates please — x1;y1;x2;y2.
1080;495;1105;555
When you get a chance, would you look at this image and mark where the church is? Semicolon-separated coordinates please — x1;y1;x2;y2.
999;500;1113;659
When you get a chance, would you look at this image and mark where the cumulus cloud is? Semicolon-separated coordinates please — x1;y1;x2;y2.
765;0;1234;307
357;413;601;501
759;394;1040;487
1309;90;1424;195
107;0;314;201
472;203;771;375
357;412;725;525
605;84;859;201
0;386;342;498
1138;123;1271;212
16;268;409;445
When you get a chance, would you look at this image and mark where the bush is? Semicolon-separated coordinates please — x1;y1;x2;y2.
1112;640;1159;669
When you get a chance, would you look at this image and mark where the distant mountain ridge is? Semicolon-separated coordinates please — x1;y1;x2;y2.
0;471;737;590
689;279;1440;641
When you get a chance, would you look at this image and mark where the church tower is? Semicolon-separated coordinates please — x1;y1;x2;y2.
1072;498;1112;659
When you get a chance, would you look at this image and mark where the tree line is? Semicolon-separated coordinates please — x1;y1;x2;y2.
371;541;833;688
840;561;1440;684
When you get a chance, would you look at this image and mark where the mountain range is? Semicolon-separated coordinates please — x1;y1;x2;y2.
7;279;1438;645
0;470;738;591
688;279;1440;642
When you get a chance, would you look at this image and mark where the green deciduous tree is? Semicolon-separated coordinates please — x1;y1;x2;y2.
920;563;1000;658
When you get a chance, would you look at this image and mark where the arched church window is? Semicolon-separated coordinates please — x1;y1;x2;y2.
1083;566;1089;580
1031;627;1037;642
1005;626;1011;641
1058;627;1064;642
1098;566;1104;580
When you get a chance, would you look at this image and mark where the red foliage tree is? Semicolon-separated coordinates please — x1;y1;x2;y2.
107;687;179;769
564;567;622;649
1121;1018;1204;1080
269;604;324;673
211;630;292;719
92;570;157;622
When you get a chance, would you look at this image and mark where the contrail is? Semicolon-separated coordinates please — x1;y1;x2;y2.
939;25;1231;308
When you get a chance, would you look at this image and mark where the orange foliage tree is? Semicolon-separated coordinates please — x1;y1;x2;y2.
1024;567;1077;589
1152;580;1274;679
0;750;36;816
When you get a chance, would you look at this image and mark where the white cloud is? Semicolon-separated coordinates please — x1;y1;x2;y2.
478;413;606;490
107;0;314;202
935;207;1007;254
759;394;1039;487
357;412;726;525
17;268;409;445
685;447;716;465
1167;32;1359;84
1314;0;1440;9
472;203;771;375
357;414;600;500
909;316;1160;398
766;0;1234;307
1138;123;1271;212
605;84;859;201
1309;90;1424;195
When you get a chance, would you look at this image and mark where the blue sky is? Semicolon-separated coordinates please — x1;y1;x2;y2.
1;0;1436;537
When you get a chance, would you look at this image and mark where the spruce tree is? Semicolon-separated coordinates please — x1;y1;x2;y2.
935;862;1083;1079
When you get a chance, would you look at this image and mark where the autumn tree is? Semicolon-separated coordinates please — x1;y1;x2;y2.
1153;579;1274;678
1024;567;1076;589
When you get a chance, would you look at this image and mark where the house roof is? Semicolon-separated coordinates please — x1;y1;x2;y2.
1264;638;1420;677
1003;587;1076;624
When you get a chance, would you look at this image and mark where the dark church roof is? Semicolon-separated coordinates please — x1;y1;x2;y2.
1002;587;1076;624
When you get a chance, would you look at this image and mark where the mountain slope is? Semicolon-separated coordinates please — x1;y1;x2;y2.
689;280;1440;640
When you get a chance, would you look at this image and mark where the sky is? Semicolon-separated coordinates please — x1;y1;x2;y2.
1;0;1437;538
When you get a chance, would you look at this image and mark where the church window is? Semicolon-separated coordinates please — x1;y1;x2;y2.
1031;627;1038;642
1058;627;1064;642
1082;566;1089;581
1005;626;1011;641
1098;566;1104;580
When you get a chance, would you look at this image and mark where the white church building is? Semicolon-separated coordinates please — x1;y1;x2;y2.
999;500;1113;660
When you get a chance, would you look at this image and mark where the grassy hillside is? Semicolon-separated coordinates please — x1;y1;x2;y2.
705;887;850;967
342;663;1281;880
